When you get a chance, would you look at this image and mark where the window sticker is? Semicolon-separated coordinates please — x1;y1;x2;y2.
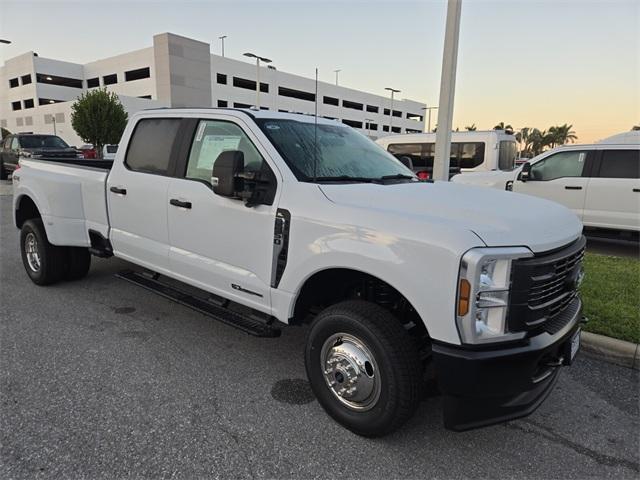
197;135;241;169
195;122;206;142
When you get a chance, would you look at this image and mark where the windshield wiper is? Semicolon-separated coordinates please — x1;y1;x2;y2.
378;174;416;182
312;175;381;183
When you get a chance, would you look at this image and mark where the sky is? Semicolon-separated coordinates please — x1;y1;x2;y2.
1;0;638;142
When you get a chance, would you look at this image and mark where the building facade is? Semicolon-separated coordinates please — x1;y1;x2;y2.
1;33;426;146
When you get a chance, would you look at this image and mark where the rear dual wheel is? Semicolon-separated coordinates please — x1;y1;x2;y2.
305;300;422;437
20;219;91;285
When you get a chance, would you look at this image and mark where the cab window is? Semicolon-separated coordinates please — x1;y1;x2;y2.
186;120;266;184
530;151;586;181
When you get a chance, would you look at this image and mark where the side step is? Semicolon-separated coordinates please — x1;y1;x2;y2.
116;269;281;338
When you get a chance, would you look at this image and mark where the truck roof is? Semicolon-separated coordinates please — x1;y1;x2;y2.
139;107;342;126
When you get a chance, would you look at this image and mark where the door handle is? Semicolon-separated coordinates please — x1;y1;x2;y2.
169;198;192;209
110;186;127;195
633;188;640;193
564;186;582;190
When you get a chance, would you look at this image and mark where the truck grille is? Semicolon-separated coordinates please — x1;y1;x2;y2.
508;236;585;335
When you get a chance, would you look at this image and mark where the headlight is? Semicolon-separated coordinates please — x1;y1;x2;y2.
456;247;533;344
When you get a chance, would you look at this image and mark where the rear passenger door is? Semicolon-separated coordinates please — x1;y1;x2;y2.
583;149;640;231
513;150;590;219
107;117;182;273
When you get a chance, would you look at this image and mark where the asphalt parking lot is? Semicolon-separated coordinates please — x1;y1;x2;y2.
1;183;638;479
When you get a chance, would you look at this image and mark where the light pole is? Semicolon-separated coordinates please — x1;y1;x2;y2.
52;116;57;136
421;106;439;132
333;69;341;86
243;52;272;109
218;35;227;57
385;87;400;131
433;0;462;181
364;118;374;138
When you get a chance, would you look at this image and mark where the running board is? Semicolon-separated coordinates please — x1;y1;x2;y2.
116;270;281;338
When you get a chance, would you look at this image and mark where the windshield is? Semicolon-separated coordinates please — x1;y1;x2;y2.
19;135;69;149
498;140;517;170
256;119;415;182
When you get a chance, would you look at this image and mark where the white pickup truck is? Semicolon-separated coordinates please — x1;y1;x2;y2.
12;109;586;436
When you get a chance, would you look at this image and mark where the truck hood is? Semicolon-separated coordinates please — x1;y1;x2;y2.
319;181;582;253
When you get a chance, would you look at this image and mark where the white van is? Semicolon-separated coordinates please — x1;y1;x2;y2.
376;130;518;179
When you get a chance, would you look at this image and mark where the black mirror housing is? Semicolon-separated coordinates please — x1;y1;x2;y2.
520;162;531;182
212;150;245;198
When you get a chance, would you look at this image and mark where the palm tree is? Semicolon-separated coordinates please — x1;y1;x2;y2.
553;123;577;145
465;123;477;131
493;122;513;133
528;128;550;156
515;127;531;157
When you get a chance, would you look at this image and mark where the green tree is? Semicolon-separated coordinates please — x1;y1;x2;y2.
465;123;477;131
71;88;128;158
528;128;550;156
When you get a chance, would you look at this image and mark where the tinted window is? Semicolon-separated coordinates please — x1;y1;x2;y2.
455;142;485;169
125;67;151;82
387;143;433;169
186;120;266;183
18;135;69;148
530;151;586;181
103;74;117;85
498;140;517;170
598;150;639;179
125;118;181;174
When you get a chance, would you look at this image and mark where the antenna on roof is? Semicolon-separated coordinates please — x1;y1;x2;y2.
313;67;319;182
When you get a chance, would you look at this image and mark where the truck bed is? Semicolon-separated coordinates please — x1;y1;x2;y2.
15;158;111;247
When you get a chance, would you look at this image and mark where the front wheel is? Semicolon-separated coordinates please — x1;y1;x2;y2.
0;161;7;180
305;300;422;437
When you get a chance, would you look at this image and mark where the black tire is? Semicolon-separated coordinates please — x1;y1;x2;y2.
0;161;7;180
305;300;422;437
20;218;67;285
63;247;91;281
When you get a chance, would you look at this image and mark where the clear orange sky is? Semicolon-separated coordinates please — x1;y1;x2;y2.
1;0;638;143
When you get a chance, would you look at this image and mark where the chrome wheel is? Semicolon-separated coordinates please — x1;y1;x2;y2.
24;232;41;272
321;333;381;411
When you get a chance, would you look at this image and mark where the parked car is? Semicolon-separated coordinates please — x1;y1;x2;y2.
13;109;585;436
452;136;640;237
1;133;80;179
77;144;118;160
376;130;517;179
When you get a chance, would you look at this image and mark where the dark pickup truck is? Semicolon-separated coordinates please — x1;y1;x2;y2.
0;133;80;179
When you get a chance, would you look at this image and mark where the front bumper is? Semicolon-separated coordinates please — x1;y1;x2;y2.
432;298;583;431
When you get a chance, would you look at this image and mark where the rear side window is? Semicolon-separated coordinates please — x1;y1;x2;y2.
125;118;181;175
454;142;485;169
387;143;434;169
598;150;639;179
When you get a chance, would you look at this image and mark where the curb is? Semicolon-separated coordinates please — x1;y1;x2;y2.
580;331;639;370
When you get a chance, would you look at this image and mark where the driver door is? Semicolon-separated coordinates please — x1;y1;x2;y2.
513;150;590;219
167;118;280;313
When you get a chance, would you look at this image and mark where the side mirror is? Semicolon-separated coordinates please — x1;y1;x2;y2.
212;150;244;198
519;162;531;182
397;155;414;170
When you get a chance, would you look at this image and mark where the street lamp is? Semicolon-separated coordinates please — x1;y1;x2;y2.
421;106;439;132
243;52;272;109
333;69;341;86
385;87;401;131
218;35;227;57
